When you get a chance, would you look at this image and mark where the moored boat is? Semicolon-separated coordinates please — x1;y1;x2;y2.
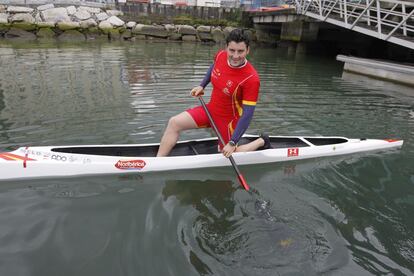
0;135;403;181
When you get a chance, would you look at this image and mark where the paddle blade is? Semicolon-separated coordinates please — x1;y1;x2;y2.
238;174;250;191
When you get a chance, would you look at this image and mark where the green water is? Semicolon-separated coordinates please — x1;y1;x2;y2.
0;40;413;275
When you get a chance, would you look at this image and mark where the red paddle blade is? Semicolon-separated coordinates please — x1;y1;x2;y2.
238;174;250;191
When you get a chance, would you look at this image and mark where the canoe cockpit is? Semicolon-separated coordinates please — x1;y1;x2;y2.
51;136;348;157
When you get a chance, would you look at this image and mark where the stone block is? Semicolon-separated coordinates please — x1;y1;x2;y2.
5;27;37;40
107;16;124;27
7;6;34;13
197;31;213;42
182;34;197;41
196;25;211;33
37;4;54;11
74;10;91;21
36;27;55;38
169;32;182;40
11;22;37;31
78;6;102;14
10;13;35;24
177;25;196;35
58;30;85;41
133;24;168;38
66;6;76;15
57;21;80;31
42;8;70;23
0;13;8;24
96;12;109;22
80;18;97;28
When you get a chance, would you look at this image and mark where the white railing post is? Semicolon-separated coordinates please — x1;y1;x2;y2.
319;0;322;17
366;0;370;25
376;0;381;37
343;0;348;25
402;3;407;36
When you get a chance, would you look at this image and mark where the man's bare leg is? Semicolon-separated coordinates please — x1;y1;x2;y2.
157;111;198;157
236;138;265;152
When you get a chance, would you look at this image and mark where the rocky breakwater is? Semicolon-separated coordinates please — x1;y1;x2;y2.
0;4;250;42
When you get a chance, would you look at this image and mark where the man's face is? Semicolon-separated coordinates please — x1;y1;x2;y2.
226;41;249;67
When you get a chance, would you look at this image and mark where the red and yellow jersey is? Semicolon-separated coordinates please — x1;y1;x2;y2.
208;50;260;119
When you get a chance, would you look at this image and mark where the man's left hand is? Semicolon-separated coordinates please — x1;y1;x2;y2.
222;143;237;158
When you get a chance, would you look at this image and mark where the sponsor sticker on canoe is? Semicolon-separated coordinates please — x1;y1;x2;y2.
384;139;399;143
287;148;299;157
115;160;146;170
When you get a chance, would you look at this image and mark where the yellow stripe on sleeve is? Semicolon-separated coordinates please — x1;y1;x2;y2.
242;100;257;106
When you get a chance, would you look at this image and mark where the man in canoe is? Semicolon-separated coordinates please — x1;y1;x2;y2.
157;29;270;157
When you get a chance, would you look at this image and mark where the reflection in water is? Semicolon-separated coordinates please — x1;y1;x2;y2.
342;71;414;99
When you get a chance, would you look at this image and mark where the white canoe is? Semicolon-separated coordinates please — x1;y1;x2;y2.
0;135;403;181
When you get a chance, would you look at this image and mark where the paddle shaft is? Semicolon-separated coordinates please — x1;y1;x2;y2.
198;96;250;191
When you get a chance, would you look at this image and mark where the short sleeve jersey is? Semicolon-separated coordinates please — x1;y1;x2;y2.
208;50;260;119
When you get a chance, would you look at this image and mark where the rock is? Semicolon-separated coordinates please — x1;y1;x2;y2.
198;32;213;42
79;18;97;28
96;12;109;22
58;30;85;41
0;13;8;24
126;21;136;29
164;24;176;32
84;27;105;40
7;6;34;13
182;34;197;41
78;6;101;14
98;21;113;34
107;16;124;27
196;25;211;33
5;27;37;40
42;8;70;23
66;6;76;15
37;27;55;39
0;5;5;13
57;21;80;31
37;22;55;28
223;26;236;37
74;9;91;21
211;27;224;42
106;10;123;16
108;28;120;40
11;22;36;31
121;29;132;39
177;25;196;35
169;32;182;40
37;4;54;11
133;24;168;38
35;13;42;23
0;23;10;33
10;13;35;24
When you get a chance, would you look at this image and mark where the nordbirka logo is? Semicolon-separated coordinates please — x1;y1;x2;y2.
115;160;146;170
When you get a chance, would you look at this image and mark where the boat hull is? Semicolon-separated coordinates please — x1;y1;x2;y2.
0;136;403;181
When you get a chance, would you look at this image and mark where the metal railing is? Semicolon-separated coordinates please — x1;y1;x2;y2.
294;0;414;49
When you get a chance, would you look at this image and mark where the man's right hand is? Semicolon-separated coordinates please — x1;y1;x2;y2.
190;86;204;97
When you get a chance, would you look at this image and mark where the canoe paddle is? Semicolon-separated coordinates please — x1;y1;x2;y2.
198;96;250;191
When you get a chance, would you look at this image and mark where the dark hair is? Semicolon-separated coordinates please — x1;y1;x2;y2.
226;29;250;48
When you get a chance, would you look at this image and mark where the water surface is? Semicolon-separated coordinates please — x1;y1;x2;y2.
0;40;413;275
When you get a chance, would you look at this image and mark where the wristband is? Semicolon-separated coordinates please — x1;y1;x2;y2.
228;140;237;147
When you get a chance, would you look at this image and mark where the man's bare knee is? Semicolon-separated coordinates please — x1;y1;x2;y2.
166;115;182;132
